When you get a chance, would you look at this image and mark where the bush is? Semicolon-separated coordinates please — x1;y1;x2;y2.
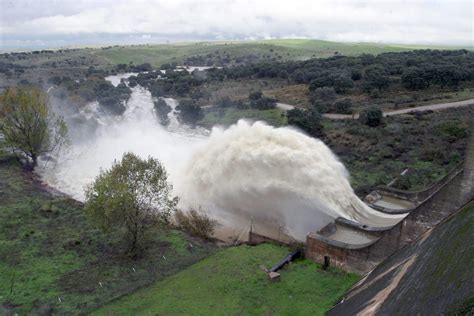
287;108;324;137
332;98;353;114
435;121;469;143
359;107;383;127
175;208;218;240
247;91;276;110
309;87;337;113
401;67;428;90
216;96;235;108
249;91;263;100
154;98;172;125
176;99;203;126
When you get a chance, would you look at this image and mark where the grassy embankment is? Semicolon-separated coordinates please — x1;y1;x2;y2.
0;155;217;314
0;151;358;315
96;243;359;315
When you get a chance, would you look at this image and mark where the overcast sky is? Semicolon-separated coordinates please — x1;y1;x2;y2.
0;0;472;50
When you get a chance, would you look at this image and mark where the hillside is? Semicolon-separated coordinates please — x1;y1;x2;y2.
328;201;474;315
0;156;218;314
94;39;473;68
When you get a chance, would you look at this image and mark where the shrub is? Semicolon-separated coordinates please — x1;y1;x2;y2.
435;121;469;143
175;208;218;240
176;99;203;127
154;98;172;125
332;98;353;114
287;108;324;137
359;107;383;127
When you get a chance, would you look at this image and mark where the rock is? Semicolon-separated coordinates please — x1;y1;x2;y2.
268;271;280;282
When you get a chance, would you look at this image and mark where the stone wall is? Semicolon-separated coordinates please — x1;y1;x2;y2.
305;234;378;274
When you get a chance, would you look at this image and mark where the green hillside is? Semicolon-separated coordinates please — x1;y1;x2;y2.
94;39;473;67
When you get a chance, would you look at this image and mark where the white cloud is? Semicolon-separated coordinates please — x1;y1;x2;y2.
0;0;473;47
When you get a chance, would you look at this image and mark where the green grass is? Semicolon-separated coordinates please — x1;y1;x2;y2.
95;244;359;315
94;39;473;68
200;108;287;128
0;159;217;314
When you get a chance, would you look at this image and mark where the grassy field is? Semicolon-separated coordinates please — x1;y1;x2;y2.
200;108;287;128
265;84;311;108
0;157;218;315
94;39;471;68
96;244;359;315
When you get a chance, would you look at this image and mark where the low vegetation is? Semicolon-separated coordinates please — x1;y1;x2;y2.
325;107;472;195
95;244;359;315
175;207;218;240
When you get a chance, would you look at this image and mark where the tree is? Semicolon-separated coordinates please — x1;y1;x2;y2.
432;64;462;88
309;71;353;93
310;87;337;113
154;98;172;125
332;72;354;93
84;152;177;257
332;98;353;114
401;67;428;90
359;107;383;127
363;65;390;92
287;108;324;137
176;99;203;127
0;87;68;169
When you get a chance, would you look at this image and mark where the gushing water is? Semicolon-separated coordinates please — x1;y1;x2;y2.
39;74;404;242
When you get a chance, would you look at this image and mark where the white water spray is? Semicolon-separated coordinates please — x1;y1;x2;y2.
39;74;404;242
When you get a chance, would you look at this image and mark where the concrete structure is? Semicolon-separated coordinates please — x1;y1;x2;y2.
305;124;474;274
328;201;474;315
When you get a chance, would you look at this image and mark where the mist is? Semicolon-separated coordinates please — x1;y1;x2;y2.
39;73;404;242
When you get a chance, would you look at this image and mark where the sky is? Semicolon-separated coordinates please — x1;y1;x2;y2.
0;0;472;50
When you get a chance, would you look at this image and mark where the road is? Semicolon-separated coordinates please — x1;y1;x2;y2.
277;99;474;120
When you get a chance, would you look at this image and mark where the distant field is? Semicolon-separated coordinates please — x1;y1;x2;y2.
94;39;472;67
200;108;287;128
95;244;359;315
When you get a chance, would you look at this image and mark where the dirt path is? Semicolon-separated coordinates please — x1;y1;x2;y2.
275;102;296;111
276;99;474;119
322;98;474;120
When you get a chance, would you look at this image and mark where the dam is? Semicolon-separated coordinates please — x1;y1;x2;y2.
304;125;474;274
40;73;473;274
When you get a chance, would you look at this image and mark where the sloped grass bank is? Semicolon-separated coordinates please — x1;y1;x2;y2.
96;244;359;315
0;159;218;314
